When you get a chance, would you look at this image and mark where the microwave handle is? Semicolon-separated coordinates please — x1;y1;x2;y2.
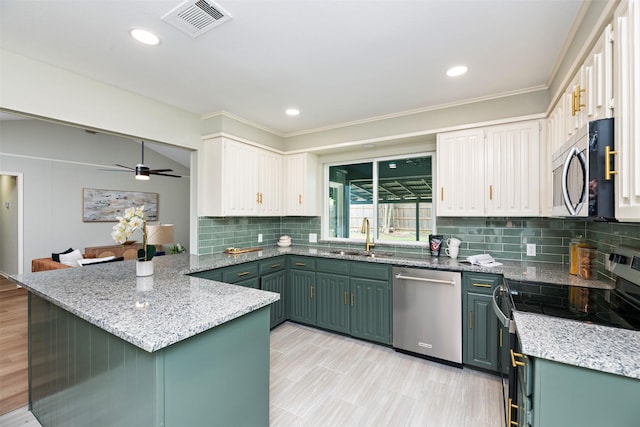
561;146;586;216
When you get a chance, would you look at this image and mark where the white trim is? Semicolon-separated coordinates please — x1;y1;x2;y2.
201;111;285;137
201;132;286;155
0;171;24;275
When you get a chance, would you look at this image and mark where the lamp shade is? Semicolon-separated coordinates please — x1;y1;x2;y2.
146;224;174;245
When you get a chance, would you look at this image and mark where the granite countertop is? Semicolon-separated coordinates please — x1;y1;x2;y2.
11;245;620;360
513;311;640;380
11;254;280;353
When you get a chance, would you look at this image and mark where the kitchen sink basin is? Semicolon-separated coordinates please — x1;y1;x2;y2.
329;250;394;258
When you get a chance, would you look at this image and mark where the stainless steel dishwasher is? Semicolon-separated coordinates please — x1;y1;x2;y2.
392;266;462;364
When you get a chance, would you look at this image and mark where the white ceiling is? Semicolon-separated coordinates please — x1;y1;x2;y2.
0;0;584;136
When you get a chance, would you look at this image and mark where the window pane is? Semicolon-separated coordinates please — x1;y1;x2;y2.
328;162;373;239
377;157;433;242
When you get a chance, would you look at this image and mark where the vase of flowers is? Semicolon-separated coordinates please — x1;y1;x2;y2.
111;206;157;276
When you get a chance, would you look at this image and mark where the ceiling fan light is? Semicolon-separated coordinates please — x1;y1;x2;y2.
135;165;151;180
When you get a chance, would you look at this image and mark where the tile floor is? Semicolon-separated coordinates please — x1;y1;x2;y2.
0;321;506;427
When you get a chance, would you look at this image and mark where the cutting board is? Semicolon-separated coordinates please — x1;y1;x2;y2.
224;247;263;255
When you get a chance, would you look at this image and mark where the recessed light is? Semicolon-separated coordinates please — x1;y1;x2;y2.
446;65;468;77
285;108;300;116
130;28;160;46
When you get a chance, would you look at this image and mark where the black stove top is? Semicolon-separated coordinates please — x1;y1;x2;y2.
505;279;640;331
504;245;640;331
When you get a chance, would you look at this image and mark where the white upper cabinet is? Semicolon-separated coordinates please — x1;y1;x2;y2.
283;153;318;216
200;137;282;217
614;0;640;221
437;120;541;217
436;128;485;216
486;121;541;216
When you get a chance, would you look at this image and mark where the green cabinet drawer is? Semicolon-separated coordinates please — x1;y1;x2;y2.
316;258;350;275
289;256;316;270
222;262;259;284
463;272;502;294
259;256;286;274
189;269;222;282
350;261;391;281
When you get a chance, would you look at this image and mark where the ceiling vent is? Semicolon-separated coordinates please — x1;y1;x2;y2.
162;0;232;38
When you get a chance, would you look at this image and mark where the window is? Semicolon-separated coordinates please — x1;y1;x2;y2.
325;154;434;243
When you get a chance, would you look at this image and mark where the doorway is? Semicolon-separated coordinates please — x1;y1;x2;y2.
0;172;23;276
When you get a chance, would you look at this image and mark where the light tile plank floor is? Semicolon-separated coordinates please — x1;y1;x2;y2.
0;321;505;427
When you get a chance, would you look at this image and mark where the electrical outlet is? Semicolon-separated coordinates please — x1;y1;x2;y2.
309;233;317;243
526;243;536;256
258;233;263;243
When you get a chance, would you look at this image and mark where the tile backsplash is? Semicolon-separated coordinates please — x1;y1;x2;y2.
198;216;640;277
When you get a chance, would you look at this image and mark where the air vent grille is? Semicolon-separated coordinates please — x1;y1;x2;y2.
162;0;231;38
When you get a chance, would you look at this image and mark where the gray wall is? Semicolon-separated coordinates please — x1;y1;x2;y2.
0;119;191;273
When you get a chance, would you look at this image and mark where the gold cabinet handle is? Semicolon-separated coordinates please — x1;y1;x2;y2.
605;145;618;181
571;89;577;116
298;194;303;204
270;264;281;269
489;184;493;201
351;293;354;306
469;311;473;329
441;187;444;201
510;349;525;367
344;291;347;305
310;286;314;299
256;192;261;203
295;262;306;267
508;398;518;426
472;283;492;288
237;271;250;277
571;85;586;116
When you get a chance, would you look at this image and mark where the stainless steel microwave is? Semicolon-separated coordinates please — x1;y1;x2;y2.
551;118;615;219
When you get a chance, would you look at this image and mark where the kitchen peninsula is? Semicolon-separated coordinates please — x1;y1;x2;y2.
12;253;279;427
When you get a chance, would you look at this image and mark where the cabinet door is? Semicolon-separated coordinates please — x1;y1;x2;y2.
261;270;287;328
288;270;316;325
486;121;540;216
223;140;260;216
436;129;486;216
465;292;499;371
235;277;260;289
350;277;391;345
583;24;613;121
315;272;350;334
283;153;318;216
258;150;283;215
614;0;640;221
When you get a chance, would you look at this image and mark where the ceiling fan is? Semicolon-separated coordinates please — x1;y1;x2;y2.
103;141;181;180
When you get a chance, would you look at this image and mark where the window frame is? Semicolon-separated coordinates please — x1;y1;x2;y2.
322;151;436;247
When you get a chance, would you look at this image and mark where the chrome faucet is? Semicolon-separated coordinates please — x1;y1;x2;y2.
361;217;375;253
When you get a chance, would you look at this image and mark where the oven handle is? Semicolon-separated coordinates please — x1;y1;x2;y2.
492;285;510;328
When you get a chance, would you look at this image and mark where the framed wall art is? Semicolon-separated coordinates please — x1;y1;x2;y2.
82;188;158;222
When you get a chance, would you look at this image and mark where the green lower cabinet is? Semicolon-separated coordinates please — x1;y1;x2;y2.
261;270;287;328
519;356;640;427
236;277;260;289
465;292;499;371
315;272;350;334
350;277;391;345
288;269;316;325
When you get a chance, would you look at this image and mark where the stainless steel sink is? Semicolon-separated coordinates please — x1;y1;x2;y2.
329;250;394;258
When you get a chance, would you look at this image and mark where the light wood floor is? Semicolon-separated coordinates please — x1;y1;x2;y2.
0;320;505;427
0;276;29;416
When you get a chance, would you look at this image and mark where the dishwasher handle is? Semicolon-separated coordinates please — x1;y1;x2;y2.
394;274;455;285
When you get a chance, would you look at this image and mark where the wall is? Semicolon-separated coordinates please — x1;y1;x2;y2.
0;175;18;275
0;119;191;273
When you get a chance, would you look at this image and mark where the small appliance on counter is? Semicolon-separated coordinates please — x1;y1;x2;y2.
277;235;292;247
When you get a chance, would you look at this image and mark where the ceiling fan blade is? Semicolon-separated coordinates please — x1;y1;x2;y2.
147;168;173;173
114;164;135;170
150;172;182;178
98;168;131;172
